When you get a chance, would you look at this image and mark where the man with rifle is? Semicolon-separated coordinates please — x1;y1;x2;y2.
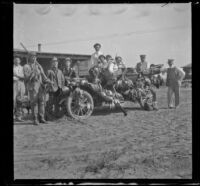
23;51;52;125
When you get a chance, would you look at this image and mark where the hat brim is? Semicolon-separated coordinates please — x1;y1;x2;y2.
94;44;101;48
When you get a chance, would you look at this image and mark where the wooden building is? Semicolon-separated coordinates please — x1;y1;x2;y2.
14;49;91;77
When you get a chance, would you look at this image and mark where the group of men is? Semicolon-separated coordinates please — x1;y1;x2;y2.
13;52;77;125
89;43;185;110
13;42;186;124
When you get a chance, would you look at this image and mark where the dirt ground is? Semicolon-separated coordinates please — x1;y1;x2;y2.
14;87;192;179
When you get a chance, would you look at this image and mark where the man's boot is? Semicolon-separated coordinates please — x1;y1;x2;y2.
153;101;159;111
115;101;128;116
39;102;48;124
31;104;39;125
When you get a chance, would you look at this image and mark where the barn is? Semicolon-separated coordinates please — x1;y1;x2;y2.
13;48;91;77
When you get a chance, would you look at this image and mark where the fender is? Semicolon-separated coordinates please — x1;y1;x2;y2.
59;97;67;105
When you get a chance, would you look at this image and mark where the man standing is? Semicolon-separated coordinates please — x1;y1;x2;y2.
62;57;77;85
165;59;185;109
23;52;51;125
47;57;65;115
135;54;158;110
13;57;25;122
136;54;150;74
90;43;103;68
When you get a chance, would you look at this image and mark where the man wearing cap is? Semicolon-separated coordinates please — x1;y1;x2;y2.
165;59;185;109
135;55;158;110
136;55;150;73
90;43;103;69
104;57;119;90
115;56;127;80
47;57;65;115
13;57;25;122
105;55;112;63
23;52;52;125
62;57;77;84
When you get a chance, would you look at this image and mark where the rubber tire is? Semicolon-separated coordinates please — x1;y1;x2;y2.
67;90;94;120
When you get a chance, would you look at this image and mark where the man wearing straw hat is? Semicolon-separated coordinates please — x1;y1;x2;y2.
23;51;52;125
165;59;185;109
90;43;103;69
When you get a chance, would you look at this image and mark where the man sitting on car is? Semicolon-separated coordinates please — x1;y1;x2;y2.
135;54;158;110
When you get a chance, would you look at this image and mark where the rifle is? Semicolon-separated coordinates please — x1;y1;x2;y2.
20;42;49;82
20;42;52;109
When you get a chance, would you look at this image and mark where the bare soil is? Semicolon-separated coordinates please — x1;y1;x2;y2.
14;87;192;179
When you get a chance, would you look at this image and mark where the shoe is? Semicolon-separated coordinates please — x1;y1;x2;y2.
40;119;48;124
33;120;39;125
153;102;159;111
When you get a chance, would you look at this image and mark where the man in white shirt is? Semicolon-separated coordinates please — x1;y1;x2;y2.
103;57;119;90
90;43;103;69
13;57;25;122
115;56;127;79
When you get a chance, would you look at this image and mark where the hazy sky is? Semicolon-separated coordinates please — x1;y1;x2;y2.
14;3;191;67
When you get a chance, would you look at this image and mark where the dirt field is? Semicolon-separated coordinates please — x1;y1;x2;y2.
14;87;192;179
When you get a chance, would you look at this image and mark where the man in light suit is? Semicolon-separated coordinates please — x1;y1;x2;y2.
165;59;185;109
23;52;52;125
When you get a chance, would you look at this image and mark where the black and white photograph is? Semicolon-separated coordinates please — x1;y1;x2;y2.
13;3;192;180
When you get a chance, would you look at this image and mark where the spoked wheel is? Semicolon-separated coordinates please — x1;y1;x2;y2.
45;97;66;120
67;90;94;120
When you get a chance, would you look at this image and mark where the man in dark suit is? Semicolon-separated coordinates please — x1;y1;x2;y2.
47;57;65;115
62;57;77;85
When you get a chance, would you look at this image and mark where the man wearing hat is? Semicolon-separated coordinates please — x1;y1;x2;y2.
165;59;185;109
135;54;158;110
13;56;25;122
104;57;119;90
105;55;112;63
115;56;127;80
90;43;103;69
47;57;65;115
136;55;150;73
23;51;52;125
62;57;77;84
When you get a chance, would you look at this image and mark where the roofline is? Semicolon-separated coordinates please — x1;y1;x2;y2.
13;48;91;58
182;63;192;68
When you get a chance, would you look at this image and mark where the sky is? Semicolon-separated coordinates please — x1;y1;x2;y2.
14;3;191;68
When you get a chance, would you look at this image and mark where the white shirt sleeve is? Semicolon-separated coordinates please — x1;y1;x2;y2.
108;63;114;74
14;66;24;79
176;67;185;81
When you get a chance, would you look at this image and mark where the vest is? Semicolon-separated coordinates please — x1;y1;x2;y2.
166;67;178;86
